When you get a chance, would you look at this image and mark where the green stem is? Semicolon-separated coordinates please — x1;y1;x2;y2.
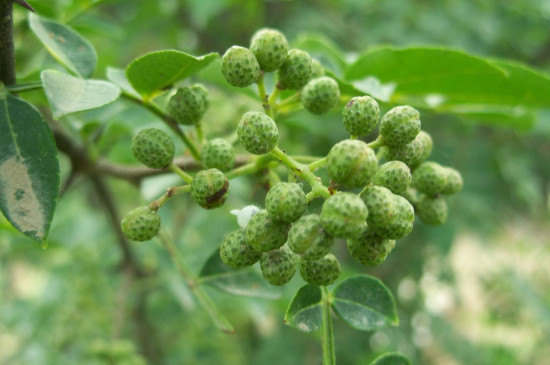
350;134;358;140
274;92;301;110
321;286;336;365
157;230;234;334
268;85;282;106
195;123;206;145
308;157;327;172
366;135;384;149
169;163;194;184
225;154;273;179
149;185;190;211
4;82;42;93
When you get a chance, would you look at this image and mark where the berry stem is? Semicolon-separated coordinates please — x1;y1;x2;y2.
195;123;206;145
157;230;235;334
149;185;191;211
321;286;336;365
267;85;282;106
274;92;301;110
366;135;384;149
169;163;194;184
225;154;275;179
308;157;327;172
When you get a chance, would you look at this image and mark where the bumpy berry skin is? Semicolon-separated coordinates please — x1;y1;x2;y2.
310;59;325;79
347;229;396;266
237;111;278;155
372;161;412;195
245;209;290;252
288;214;334;260
190;169;229;209
416;196;448;225
191;84;209;110
221;46;261;87
342;96;380;137
132;128;175;169
385;130;432;169
412;161;448;195
441;168;463;195
121;206;161;241
300;77;340;115
326;139;378;188
249;28;289;72
220;229;261;268
265;182;306;223
168;86;207;125
320;193;368;239
373;195;414;240
360;186;398;230
380;105;421;147
201;138;235;171
299;254;341;286
260;247;297;286
277;49;312;90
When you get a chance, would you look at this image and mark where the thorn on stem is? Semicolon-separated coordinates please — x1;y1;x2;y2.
12;0;36;12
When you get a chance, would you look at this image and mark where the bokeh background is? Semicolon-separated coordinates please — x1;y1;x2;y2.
1;0;550;364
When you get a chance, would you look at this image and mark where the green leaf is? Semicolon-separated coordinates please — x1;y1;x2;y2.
198;249;281;299
126;50;218;98
284;284;323;333
106;67;141;99
28;13;97;78
293;33;348;74
41;70;121;118
0;92;59;246
331;274;398;331
370;353;411;365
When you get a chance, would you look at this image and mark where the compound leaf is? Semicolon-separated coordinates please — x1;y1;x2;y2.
284;284;323;333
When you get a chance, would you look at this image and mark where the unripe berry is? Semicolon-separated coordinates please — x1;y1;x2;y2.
277;49;313;90
385;130;432;169
245;209;290;252
412;161;448;196
347;228;396;266
299;254;341;286
221;46;261;87
372;161;412;195
416;130;433;164
441;168;463;195
360;185;398;230
168;86;207;125
237;111;278;155
265;182;306;223
190;84;209;110
300;77;340;115
260;247;297;286
131;128;175;169
326;139;378;188
320;193;368;239
310;59;325;79
373;195;414;240
121;206;161;241
288;214;334;260
342;96;380;137
201;138;235;171
249;28;289;72
416;195;448;225
220;229;261;268
380;105;421;147
190;168;229;209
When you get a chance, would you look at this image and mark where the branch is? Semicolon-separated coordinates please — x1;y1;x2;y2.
0;0;15;86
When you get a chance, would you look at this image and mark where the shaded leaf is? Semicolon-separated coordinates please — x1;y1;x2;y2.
41;70;120;118
293;33;348;75
284;284;323;333
28;13;97;78
0;91;59;245
106;67;141;99
331;274;398;331
126;50;218;97
199;249;281;299
371;353;411;365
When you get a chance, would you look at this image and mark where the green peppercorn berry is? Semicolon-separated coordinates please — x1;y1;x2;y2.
288;214;334;260
360;185;398;230
299;254;341;286
300;76;340;115
260;247;297;286
277;49;313;90
326;139;378;188
310;59;325;79
412;161;448;196
220;229;261;268
221;46;261;87
416;195;448;225
372;195;414;240
121;206;161;241
237;111;278;155
440;168;463;195
190;168;229;209
201;138;235;171
385;130;433;169
372;160;412;195
380;105;421;147
347;228;396;266
167;86;207;125
342;96;380;137
190;83;209;110
131;128;175;169
250;28;289;72
320;192;368;239
245;209;290;252
416;130;433;165
265;182;306;223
